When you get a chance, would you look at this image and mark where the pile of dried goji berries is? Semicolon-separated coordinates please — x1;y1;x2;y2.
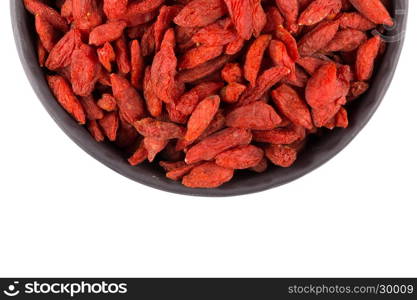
25;0;393;188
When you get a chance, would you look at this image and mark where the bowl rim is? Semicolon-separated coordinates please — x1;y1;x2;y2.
10;0;408;197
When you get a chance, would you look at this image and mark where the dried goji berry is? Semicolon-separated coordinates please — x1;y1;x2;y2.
47;75;86;124
99;112;119;141
160;161;187;172
253;127;301;145
46;28;82;70
128;0;165;15
124;9;159;27
151;29;178;103
298;20;339;56
177;55;230;83
265;144;297;167
154;5;184;50
35;15;56;52
114;36;131;74
141;24;156;57
348;81;369;101
166;103;188;124
97;42;115;72
185;95;220;143
338;12;376;31
175;111;225;152
143;67;163;118
263;6;284;33
311;98;343;127
275;0;299;32
334;107;348;128
269;40;297;82
337;64;353;83
249;157;268;173
221;83;247;103
71;44;100;97
79;95;103;120
176;25;201;45
215;145;264;169
226;101;282;130
223;0;253;40
179;45;224;70
225;37;245;55
324;106;348;129
192;19;237;46
174;0;227;27
87;120;105;142
61;0;74;22
238;66;290;106
252;0;267;38
89;21;127;46
356;35;382;81
130;40;144;89
72;0;103;31
176;82;224;116
349;0;394;26
128;141;148;166
37;39;47;67
144;137;169;162
221;63;243;83
182;162;234;188
185;128;252;164
196;111;226;141
97;93;117;112
134;118;184;140
296;55;328;75
298;0;342;26
244;34;272;86
110;73;146;125
24;0;69;32
305;62;339;108
282;66;309;88
103;0;128;20
274;26;299;61
323;29;367;52
272;84;313;129
166;163;201;181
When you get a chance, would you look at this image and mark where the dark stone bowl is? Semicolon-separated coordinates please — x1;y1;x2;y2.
10;0;408;197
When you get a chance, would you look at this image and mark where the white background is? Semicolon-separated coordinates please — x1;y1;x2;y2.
0;1;416;277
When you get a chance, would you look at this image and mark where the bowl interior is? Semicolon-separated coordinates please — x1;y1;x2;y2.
11;0;408;197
